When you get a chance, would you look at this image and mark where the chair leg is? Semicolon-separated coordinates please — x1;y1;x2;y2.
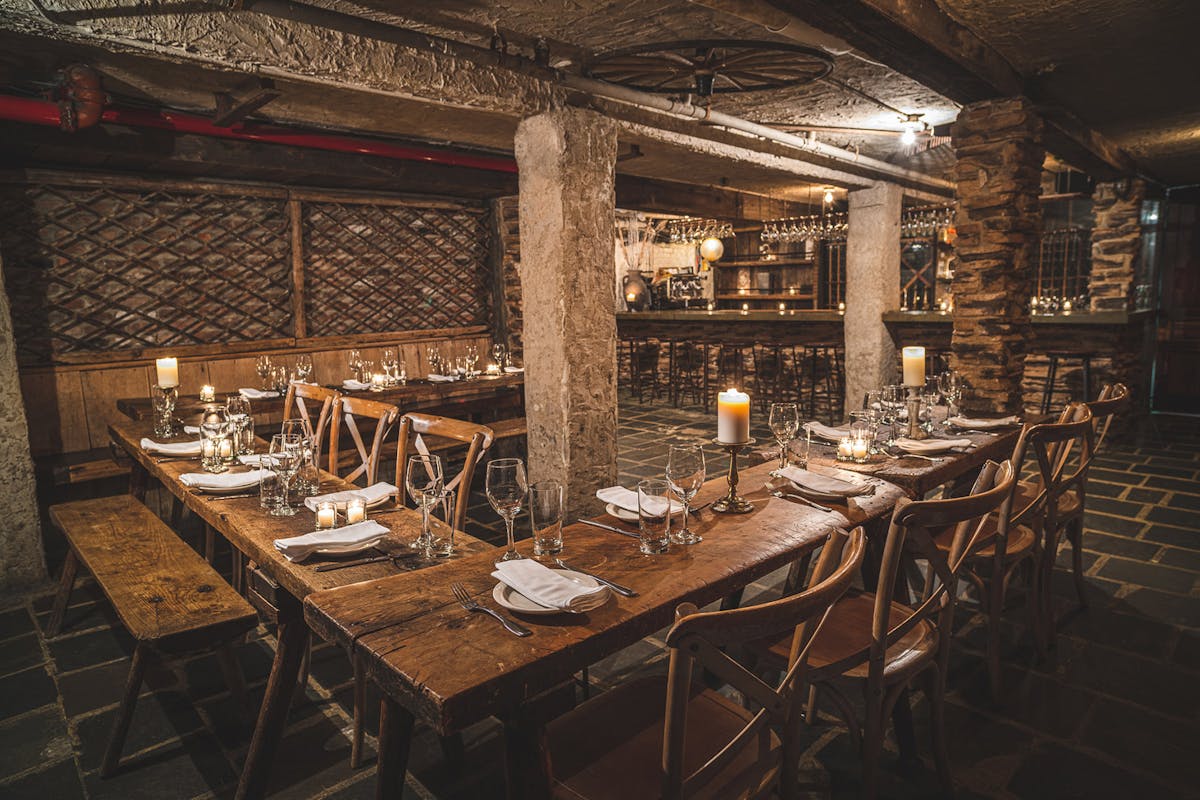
350;653;367;769
47;549;80;638
101;642;150;778
204;525;217;564
861;685;885;800
923;667;954;798
986;569;1004;704
1068;519;1088;610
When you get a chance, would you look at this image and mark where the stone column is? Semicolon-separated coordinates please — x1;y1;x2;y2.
844;181;903;414
1090;178;1147;311
514;108;619;518
0;250;46;592
951;98;1044;415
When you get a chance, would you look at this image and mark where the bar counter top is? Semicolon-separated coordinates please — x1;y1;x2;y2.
617;309;844;323
883;309;1152;326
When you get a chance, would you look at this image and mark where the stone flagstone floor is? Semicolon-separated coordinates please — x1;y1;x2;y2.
1;392;1197;799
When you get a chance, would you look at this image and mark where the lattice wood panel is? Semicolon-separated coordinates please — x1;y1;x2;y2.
0;182;292;364
303;201;493;336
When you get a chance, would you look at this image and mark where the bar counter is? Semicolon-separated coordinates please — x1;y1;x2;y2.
617;309;843;345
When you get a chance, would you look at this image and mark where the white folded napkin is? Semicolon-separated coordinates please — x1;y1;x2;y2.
273;520;389;562
426;374;456;383
895;437;973;454
140;438;203;456
946;415;1020;430
803;421;851;442
303;482;397;512
342;379;371;391
491;560;609;612
595;486;682;516
775;466;869;497
238;454;268;466
179;469;268;491
239;388;279;399
184;425;201;435
504;366;524;373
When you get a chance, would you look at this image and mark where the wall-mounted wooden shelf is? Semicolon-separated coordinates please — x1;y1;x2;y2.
717;292;815;301
715;258;814;267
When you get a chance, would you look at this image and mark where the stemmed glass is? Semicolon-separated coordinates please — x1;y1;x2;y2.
347;350;362;380
406;454;444;557
380;349;398;384
255;356;273;390
880;385;905;445
922;378;941;432
666;443;705;545
492;342;507;370
768;402;800;470
294;354;313;383
938;371;964;418
267;433;302;516
487;458;527;562
465;345;479;377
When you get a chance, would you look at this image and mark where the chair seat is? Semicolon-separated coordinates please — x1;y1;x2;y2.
754;592;938;683
548;675;780;800
933;520;1038;559
1015;479;1081;518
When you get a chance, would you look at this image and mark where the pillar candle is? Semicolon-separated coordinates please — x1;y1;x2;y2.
218;439;234;460
717;388;751;443
155;357;179;388
902;346;926;386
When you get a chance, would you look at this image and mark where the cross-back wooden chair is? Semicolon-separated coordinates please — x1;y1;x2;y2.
395;412;494;532
328;395;400;485
542;527;866;800
1087;382;1129;456
751;461;1016;799
282;383;340;465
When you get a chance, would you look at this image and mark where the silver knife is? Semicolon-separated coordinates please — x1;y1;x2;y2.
554;558;638;597
578;519;640;539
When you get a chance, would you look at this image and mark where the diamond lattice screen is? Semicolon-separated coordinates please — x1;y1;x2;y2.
0;182;292;364
303;201;493;336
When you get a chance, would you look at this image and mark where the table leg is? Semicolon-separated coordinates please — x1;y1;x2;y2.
503;711;553;800
128;461;149;502
235;613;310;800
377;696;415;800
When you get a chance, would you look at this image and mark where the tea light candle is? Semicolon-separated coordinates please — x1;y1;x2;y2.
315;501;337;530
345;497;367;525
741;303;749;314
486;362;501;376
778;302;786;314
155;357;179;388
626;292;637;303
201;439;217;459
902;346;926;387
837;301;845;314
837;436;854;460
717;388;751;443
199;384;215;402
706;301;714;312
370;373;386;391
218;438;234;460
852;437;869;461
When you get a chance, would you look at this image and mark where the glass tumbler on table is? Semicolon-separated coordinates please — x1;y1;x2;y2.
258;454;283;511
881;384;905;445
529;479;564;557
224;395;252;455
637;479;672;555
429;489;456;558
294;353;313;383
406;454;444;557
255;355;273;391
487;458;528;562
768;402;800;470
267;433;302;516
665;443;705;545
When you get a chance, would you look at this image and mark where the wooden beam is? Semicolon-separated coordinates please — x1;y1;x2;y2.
288;197;307;339
1036;106;1140;180
616;174;807;220
212;78;281;127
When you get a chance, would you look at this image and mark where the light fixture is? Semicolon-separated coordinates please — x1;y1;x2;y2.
699;237;725;263
900;113;924;146
822;187;834;205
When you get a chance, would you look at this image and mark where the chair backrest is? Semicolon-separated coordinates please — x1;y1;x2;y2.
282;383;340;463
1007;403;1095;529
657;527;867;800
395;413;494;532
328;395;400;485
1086;383;1129;454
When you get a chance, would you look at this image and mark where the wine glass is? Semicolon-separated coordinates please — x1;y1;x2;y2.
294;353;313;383
487;458;527;562
880;384;905;446
267;433;301;516
255;355;273;390
347;349;362;379
380;349;398;384
271;365;290;395
465;345;479;377
492;342;507;370
406;454;444;557
938;371;964;418
768;402;800;470
666;443;705;545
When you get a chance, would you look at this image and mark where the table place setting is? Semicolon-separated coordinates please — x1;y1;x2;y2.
238;387;279;400
595;485;684;522
342;378;372;391
303;482;397;512
490;558;611;615
945;414;1022;432
140;437;203;457
180;468;269;495
273;519;390;562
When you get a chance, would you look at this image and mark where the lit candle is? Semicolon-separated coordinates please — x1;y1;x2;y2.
717;388;751;443
741;303;749;314
1062;300;1072;312
778;302;786;314
486;362;501;376
218;438;234;460
315;501;337;530
370;373;386;392
201;439;216;459
852;437;869;461
346;497;367;525
199;384;215;403
155;357;179;388
837;301;845;314
626;292;637;303
706;301;714;312
902;346;926;387
837;436;854;460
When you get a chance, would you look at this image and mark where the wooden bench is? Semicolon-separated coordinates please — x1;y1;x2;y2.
47;495;258;777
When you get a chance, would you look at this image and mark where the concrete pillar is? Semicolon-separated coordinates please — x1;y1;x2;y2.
0;250;46;592
951;97;1044;415
844;182;903;416
514;108;619;518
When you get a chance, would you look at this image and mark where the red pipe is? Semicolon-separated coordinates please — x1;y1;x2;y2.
0;94;518;174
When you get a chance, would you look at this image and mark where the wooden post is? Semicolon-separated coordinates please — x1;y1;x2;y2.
289;196;307;339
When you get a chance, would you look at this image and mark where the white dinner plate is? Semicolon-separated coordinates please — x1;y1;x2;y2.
492;569;609;616
193;481;262;496
605;503;639;522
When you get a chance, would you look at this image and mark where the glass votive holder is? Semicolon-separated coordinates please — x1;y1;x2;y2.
199;384;216;403
315;501;338;530
345;496;367;525
370;373;386;393
200;424;229;474
836;436;854;462
852;436;870;463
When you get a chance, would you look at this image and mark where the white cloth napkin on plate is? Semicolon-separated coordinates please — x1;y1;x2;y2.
504;366;524;373
342;379;371;391
179;469;268;491
595;486;682;516
183;425;201;435
140;438;202;456
775;465;869;497
239;388;279;399
303;482;397;512
803;421;851;442
895;437;973;454
238;454;269;466
427;374;456;383
273;520;388;562
491;560;609;612
946;415;1020;430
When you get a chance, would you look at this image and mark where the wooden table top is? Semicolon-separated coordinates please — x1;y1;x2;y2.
107;417;495;602
303;460;907;734
115;373;525;423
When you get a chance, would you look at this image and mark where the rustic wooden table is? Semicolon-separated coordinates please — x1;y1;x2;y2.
107;416;496;800
303;460;909;800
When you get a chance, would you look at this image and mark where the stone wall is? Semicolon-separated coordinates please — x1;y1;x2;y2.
493;196;523;360
1090;178;1146;311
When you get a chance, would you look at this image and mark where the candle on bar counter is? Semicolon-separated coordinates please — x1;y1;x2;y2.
346;497;367;525
902;346;926;386
315;501;337;530
155;357;179;388
626;292;637;303
199;384;215;403
717;388;751;443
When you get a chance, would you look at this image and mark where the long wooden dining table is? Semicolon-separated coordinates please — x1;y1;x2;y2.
107;416;497;800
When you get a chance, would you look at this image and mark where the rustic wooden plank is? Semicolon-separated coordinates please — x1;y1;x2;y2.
82;367;153;451
0;168;291;198
39;338;299;368
289;197;307;339
19;368;90;456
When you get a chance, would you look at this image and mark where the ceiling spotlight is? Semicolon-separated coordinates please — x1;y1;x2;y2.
900;113;924;146
823;187;834;205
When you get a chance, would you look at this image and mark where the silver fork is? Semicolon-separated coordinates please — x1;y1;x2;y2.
450;582;531;637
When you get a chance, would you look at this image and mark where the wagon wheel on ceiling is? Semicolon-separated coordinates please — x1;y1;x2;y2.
583;39;833;97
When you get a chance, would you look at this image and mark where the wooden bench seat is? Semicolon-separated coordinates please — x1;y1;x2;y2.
47;495;257;777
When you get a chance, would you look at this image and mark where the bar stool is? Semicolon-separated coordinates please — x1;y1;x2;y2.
753;342;796;409
796;343;844;421
1040;352;1093;415
714;341;753;392
626;338;662;404
668;339;708;410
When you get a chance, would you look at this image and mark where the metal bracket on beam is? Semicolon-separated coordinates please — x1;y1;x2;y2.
212;78;279;128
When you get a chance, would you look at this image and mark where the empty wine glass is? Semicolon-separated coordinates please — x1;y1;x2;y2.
294;353;313;383
938;371;964;418
492;342;507;370
406;454;444;557
487;458;527;562
880;384;905;446
666;443;705;545
255;355;273;390
347;349;362;379
768;402;800;470
271;365;290;394
380;349;398;384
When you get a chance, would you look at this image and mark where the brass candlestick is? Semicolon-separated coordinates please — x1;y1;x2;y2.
904;386;929;440
712;437;756;514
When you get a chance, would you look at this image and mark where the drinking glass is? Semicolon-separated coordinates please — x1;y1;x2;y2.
347;349;362;379
282;420;319;498
666;443;705;545
492;342;507;369
267;433;302;516
259;454;283;511
465;345;479;377
921;378;941;432
938;371;964;418
406;454;444;557
200;420;229;474
224;395;252;455
487;458;527;562
429;488;456;558
455;355;469;379
529;480;564;556
357;360;375;384
271;365;289;395
294;353;313;383
768;402;800;470
380;349;398;384
637;479;671;555
255;355;273;391
880;384;905;445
